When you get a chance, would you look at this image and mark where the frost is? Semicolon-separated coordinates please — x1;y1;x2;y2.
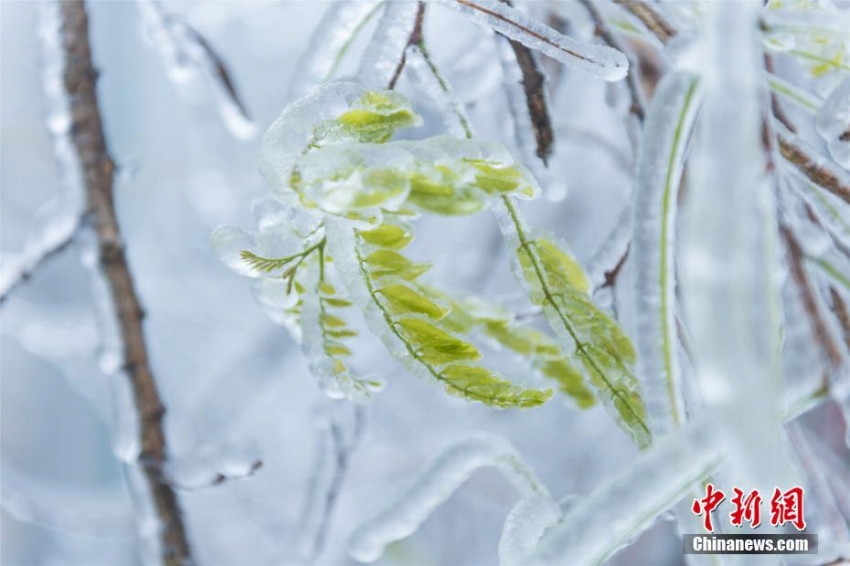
288;1;386;100
405;45;472;139
816;77;850;169
631;72;700;436
436;0;629;81
349;434;551;563
356;0;420;88
530;419;722;565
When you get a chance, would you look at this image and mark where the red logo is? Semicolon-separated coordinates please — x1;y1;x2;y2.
691;485;806;532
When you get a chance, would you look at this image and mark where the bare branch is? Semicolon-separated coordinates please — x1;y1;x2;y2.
0;216;81;304
612;0;676;44
55;2;191;563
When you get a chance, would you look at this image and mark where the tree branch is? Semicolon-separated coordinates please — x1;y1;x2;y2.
612;0;676;44
780;223;844;368
579;0;647;123
56;2;191;563
0;216;81;304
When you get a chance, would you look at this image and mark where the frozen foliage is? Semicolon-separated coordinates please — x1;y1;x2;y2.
498;494;561;566
357;0;420;88
631;72;700;436
348;434;552;563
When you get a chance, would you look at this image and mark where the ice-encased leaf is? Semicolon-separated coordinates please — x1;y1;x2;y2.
437;0;629;81
498;495;561;566
349;434;552;563
326;216;552;409
301;267;384;404
436;292;596;408
496;198;650;447
259;81;421;197
816;77;850;169
631;72;700;436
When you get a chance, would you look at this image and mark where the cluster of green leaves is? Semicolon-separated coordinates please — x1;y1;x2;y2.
505;208;651;446
243;82;648;428
351;217;553;408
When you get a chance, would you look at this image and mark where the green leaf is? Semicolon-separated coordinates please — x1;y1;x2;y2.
362;249;432;280
395;318;481;365
336;91;421;143
358;223;414;250
407;172;486;216
439;365;553;408
377;284;449;320
465;159;535;197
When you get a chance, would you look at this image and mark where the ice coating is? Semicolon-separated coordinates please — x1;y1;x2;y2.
631;72;701;436
348;434;550;563
163;440;262;491
404;45;474;139
498;495;561;566
288;1;386;100
356;0;420;88
438;0;629;81
680;2;793;490
530;419;722;565
816;77;850;169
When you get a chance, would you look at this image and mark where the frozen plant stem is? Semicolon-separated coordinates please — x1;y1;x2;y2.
52;2;191;563
612;0;676;44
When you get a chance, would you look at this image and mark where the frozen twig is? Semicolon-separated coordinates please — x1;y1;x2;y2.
497;0;554;163
579;0;647;123
387;2;425;90
778;132;850;207
612;0;676;44
780;223;844;368
52;2;191;563
0;215;81;304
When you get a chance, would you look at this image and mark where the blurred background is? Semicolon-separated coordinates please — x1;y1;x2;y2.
5;1;842;565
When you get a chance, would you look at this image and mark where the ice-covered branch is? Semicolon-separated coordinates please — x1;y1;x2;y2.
778;130;850;208
0;212;80;304
348;434;552;563
137;0;255;140
295;405;366;565
437;0;629;81
496;0;554;164
530;419;722;565
357;0;422;89
612;0;676;44
631;71;700;435
579;0;647;123
45;1;192;563
780;224;845;369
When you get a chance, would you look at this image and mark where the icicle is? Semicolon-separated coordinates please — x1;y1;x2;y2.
495;38;566;202
529;419;722;565
356;0;419;89
816;77;850;169
163;440;262;491
136;0;256;140
348;434;551;563
288;1;386;100
498;495;561;566
679;2;792;491
435;0;628;81
631;72;700;436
